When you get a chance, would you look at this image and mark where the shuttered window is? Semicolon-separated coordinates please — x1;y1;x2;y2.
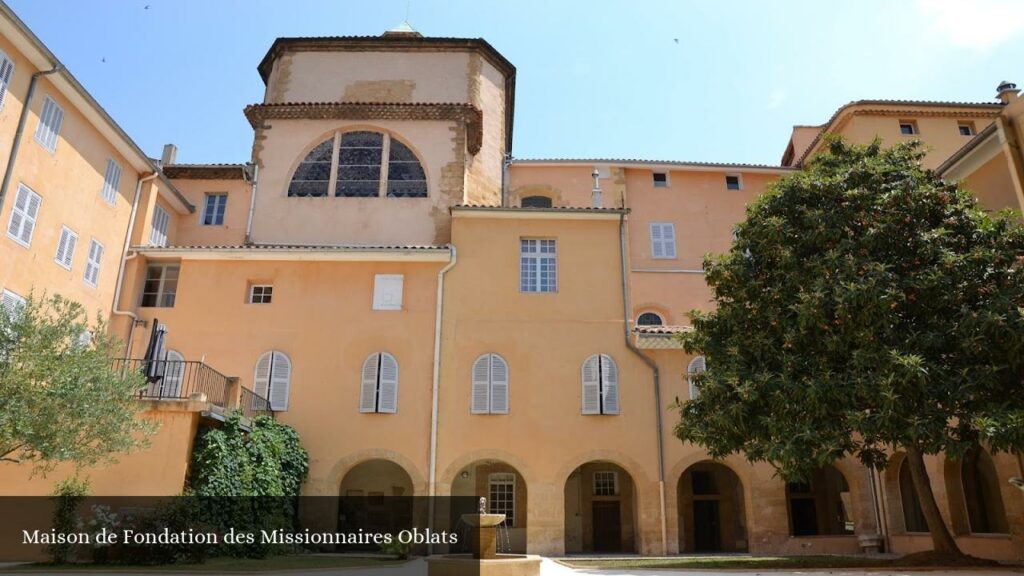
581;354;619;415
254;350;291;411
471;353;509;414
54;226;78;270
101;159;122;205
34;95;63;152
7;184;41;247
150;205;170;246
0;50;14;111
359;352;399;413
688;356;706;400
650;222;677;259
1;288;26;317
83;239;103;287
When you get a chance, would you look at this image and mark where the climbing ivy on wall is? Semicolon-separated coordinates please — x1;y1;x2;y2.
188;414;308;497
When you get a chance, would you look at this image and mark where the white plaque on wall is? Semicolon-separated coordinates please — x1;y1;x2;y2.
373;274;404;311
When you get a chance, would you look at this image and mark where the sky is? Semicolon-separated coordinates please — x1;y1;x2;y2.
7;0;1024;166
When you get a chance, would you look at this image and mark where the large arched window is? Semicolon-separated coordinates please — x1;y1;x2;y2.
687;356;706;400
254;350;291;411
961;447;1008;534
581;354;619;415
360;352;399;414
786;465;854;536
471;354;509;414
288;130;427;198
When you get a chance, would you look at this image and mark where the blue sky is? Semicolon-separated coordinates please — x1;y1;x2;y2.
8;0;1024;165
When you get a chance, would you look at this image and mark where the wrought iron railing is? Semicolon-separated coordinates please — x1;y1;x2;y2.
113;359;229;408
239;386;273;419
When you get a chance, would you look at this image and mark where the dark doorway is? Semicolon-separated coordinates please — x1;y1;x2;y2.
693;500;722;551
592;501;622;552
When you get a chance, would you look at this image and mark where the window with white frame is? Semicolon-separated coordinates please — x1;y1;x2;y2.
249;284;273;304
150;205;170;246
471;353;509;414
488;473;515;526
101;159;122;205
649;222;677;259
593;471;618;496
83;239;103;287
34;95;64;152
520;238;556;293
0;50;14;110
54;226;78;270
254;350;291;411
140;264;179;307
202;193;227;225
688;356;706;400
1;288;26;317
581;354;620;415
359;352;399;413
7;184;41;248
725;174;742;190
652;172;668;187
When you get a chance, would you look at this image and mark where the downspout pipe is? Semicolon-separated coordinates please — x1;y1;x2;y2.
427;245;457;553
244;162;259;245
0;65;61;213
618;212;668;554
112;171;160;360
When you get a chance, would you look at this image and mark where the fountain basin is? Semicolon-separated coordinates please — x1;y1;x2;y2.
426;554;542;576
460;513;506;528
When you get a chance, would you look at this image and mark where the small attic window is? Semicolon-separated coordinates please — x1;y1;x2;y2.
725;174;742;190
958;122;975;136
899;121;918;135
521;195;553;208
652;172;668;187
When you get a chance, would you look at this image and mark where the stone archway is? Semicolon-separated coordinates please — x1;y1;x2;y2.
677;461;748;553
564;461;638;554
337;459;415;551
449;459;528;553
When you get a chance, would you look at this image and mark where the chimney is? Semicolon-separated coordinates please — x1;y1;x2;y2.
591;169;602;208
160;143;177;166
997;80;1019;104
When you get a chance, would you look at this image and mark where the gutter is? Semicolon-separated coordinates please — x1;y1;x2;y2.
618;212;667;554
112;171;161;360
245;162;260;244
427;245;457;554
0;64;60;213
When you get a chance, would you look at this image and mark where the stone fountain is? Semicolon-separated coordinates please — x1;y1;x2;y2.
426;497;541;576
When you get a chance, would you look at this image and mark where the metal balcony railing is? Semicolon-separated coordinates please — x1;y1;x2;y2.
239;385;273;419
113;359;230;408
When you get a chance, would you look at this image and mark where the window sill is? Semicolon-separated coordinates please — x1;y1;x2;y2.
6;234;30;249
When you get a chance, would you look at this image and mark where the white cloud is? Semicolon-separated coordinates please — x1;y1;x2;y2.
916;0;1024;50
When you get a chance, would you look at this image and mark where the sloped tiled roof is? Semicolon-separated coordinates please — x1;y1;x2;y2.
163;164;250;180
512;158;794;172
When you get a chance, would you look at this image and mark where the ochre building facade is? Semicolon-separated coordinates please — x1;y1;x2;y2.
0;4;1022;561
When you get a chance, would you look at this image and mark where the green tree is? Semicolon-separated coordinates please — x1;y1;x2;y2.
0;294;153;471
675;138;1024;557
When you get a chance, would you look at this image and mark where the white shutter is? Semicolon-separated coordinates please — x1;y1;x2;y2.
55;226;77;269
0;51;14;110
600;354;620;415
688;356;706;400
471;355;491;414
253;352;272;401
20;192;40;245
377;352;398;413
359;353;380;413
662;224;677;258
150;205;169;247
163;350;185;398
84;240;103;286
6;186;24;238
489;354;509;414
581;355;601;415
1;289;25;317
35;96;63;152
268;351;291;411
650;224;664;258
101;159;122;205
